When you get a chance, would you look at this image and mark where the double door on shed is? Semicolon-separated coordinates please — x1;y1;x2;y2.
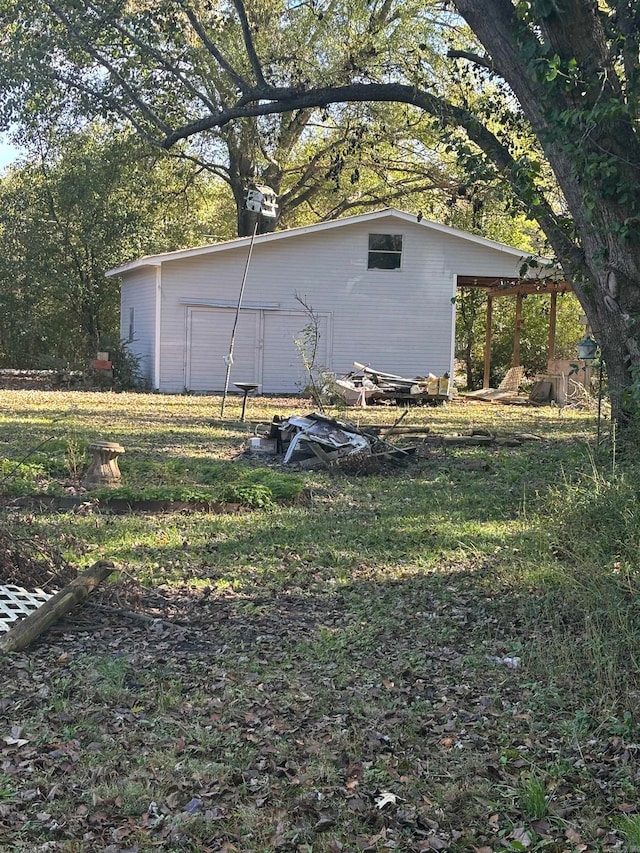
185;306;331;393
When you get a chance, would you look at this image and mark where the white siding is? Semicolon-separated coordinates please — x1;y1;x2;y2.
121;213;531;393
186;307;259;392
262;311;330;393
119;268;157;385
182;307;330;393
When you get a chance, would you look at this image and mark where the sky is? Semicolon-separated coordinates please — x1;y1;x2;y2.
0;137;23;171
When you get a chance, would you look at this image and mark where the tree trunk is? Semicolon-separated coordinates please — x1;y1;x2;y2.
452;0;640;423
227;131;284;237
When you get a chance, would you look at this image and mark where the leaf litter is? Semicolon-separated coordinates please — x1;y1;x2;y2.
1;558;637;852
0;393;635;851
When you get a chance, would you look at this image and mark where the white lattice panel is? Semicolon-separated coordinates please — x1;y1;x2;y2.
0;584;54;633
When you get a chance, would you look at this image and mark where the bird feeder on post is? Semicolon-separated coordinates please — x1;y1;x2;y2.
244;184;278;218
220;185;278;418
577;334;605;445
577;334;598;362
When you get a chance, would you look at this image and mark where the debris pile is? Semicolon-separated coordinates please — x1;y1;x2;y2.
251;412;416;470
336;362;450;407
280;414;370;465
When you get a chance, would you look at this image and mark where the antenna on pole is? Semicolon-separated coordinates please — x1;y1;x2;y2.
220;185;278;418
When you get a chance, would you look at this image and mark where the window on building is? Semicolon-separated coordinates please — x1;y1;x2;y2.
368;233;403;270
128;307;135;342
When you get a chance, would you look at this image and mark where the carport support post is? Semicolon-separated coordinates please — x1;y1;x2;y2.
220;219;259;418
483;294;493;389
512;292;523;367
548;291;557;360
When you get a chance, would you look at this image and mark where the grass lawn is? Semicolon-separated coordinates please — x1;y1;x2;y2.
1;390;639;852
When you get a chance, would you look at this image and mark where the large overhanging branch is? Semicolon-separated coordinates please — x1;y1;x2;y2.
180;2;251;96
158;83;467;144
156;81;582;266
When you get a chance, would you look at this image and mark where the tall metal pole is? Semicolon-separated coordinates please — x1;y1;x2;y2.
220;217;260;417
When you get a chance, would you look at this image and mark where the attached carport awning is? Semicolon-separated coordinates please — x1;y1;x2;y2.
456;276;572;389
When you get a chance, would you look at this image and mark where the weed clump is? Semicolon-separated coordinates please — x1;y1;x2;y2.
529;452;640;706
92;466;303;509
220;482;275;508
0;523;76;589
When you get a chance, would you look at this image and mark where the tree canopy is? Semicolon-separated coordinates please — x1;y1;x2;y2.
0;0;456;234
0;125;219;366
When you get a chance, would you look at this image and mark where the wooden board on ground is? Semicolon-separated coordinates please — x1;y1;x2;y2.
462;388;522;403
529;380;552;404
0;561;117;654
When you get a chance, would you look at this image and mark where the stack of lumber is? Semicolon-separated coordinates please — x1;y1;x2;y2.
336;362;450;406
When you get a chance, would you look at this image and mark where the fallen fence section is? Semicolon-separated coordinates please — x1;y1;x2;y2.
0;585;54;633
0;561;117;653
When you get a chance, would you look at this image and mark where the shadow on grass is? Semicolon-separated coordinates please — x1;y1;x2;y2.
0;422;597;581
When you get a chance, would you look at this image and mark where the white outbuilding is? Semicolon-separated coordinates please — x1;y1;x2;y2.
106;208;541;394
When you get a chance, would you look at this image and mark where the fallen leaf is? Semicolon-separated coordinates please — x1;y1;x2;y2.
530;818;551;835
165;790;181;809
565;826;583;843
314;816;336;832
511;825;532;848
375;791;398;809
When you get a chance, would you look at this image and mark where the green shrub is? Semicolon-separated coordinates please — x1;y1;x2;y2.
92;485;215;503
198;464;303;501
219;482;275;508
90;464;301;509
238;468;303;501
0;457;48;494
198;463;235;484
98;334;146;390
